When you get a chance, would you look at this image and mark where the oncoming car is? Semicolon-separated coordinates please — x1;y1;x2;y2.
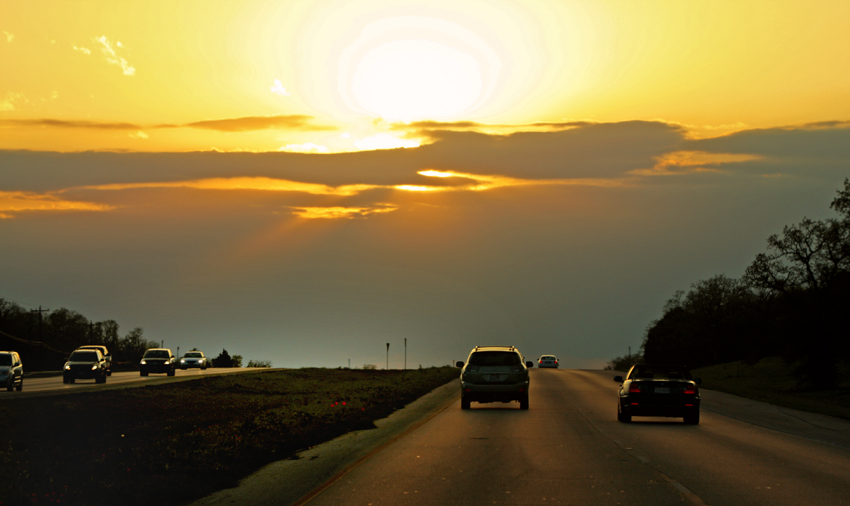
140;348;177;377
0;351;23;392
180;351;208;370
614;364;701;424
63;349;108;384
456;346;534;410
538;355;559;368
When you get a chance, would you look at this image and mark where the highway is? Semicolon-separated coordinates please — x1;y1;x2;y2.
2;367;262;397
202;368;850;506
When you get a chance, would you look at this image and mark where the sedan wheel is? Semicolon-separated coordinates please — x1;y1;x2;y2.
617;402;631;423
684;411;700;425
461;397;471;410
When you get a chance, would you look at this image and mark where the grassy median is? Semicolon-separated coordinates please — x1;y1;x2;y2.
0;367;459;506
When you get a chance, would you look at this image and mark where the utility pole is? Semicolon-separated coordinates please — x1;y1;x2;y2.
386;343;390;370
404;338;407;370
30;306;50;340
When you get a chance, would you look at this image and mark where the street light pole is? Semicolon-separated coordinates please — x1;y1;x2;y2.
386;343;390;370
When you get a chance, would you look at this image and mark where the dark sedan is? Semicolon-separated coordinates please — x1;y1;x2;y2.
614;364;701;424
140;348;177;377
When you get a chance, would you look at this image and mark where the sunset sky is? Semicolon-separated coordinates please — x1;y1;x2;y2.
2;0;849;368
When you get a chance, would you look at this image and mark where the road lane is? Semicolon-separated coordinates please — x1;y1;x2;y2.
297;369;850;506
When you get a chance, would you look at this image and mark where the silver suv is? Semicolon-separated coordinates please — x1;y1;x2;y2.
0;351;24;392
456;346;533;410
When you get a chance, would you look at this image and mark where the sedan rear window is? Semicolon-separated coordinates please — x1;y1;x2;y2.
468;351;521;366
0;354;11;366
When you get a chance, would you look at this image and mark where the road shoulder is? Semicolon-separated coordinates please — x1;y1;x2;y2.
191;379;460;506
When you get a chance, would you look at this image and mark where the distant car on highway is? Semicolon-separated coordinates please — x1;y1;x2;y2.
456;346;534;410
75;345;112;376
0;351;24;392
180;351;209;370
140;348;177;377
614;364;701;424
537;355;559;368
63;349;108;384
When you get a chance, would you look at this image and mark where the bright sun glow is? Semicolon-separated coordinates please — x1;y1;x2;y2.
338;16;501;122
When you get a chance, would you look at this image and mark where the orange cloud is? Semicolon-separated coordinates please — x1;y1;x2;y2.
77;177;379;196
631;151;763;176
0;191;114;218
290;204;398;219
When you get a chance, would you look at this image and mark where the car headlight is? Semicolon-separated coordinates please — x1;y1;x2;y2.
180;359;185;363
91;364;98;370
140;360;147;365
64;364;71;370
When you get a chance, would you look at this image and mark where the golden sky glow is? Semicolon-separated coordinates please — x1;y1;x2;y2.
2;0;848;152
2;1;849;370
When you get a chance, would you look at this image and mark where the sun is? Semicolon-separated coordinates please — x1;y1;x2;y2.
337;16;502;122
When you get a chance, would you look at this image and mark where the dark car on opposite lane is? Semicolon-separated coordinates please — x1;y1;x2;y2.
140;348;177;377
63;349;108;384
614;364;701;424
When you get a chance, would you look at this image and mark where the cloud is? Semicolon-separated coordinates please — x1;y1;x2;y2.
289;204;398;219
129;131;149;140
630;151;763;176
683;122;850;177
0;92;25;111
178;115;336;132
271;79;291;96
73;45;91;55
1;115;334;133
0;118;143;129
94;36;135;76
3;31;13;43
76;177;380;197
0;190;114;218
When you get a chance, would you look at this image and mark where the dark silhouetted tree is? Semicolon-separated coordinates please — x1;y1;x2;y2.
212;349;232;368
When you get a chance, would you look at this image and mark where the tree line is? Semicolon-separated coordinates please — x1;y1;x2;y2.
614;179;850;389
0;300;268;371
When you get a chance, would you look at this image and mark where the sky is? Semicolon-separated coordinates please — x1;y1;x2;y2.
2;0;849;369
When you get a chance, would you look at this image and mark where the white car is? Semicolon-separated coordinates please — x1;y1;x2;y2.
180;351;209;370
537;355;559;368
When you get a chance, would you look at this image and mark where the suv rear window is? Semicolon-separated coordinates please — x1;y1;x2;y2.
144;350;169;358
0;354;11;366
468;351;521;366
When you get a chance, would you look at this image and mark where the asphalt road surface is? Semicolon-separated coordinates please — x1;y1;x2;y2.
201;368;850;506
2;367;262;398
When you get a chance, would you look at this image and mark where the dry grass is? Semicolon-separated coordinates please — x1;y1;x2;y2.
693;357;850;420
0;367;459;506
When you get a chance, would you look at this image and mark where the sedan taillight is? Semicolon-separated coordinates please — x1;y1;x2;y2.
628;385;641;393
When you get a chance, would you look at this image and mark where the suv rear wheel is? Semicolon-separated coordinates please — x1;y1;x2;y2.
519;393;529;410
461;397;471;410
